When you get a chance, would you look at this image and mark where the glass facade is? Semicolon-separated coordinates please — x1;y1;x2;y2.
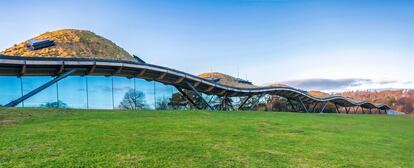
0;77;22;107
0;76;178;110
58;76;87;108
22;76;57;107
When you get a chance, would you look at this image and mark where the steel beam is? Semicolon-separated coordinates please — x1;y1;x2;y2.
345;106;350;114
311;102;319;113
185;82;214;110
335;103;340;113
247;94;265;111
320;101;328;113
298;96;308;112
174;86;200;110
287;98;297;112
238;95;252;110
4;69;78;107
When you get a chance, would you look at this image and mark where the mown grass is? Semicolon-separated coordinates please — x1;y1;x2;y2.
0;108;413;167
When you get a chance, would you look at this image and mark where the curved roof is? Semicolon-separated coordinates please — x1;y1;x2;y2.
0;29;135;61
0;55;391;110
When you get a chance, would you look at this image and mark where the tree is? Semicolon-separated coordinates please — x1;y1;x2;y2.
119;89;146;110
169;90;202;110
40;100;67;108
156;97;171;110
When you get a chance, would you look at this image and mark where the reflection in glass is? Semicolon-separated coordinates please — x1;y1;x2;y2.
87;76;113;109
58;76;87;108
155;82;175;110
113;77;134;109
0;77;22;107
134;78;155;109
22;76;57;107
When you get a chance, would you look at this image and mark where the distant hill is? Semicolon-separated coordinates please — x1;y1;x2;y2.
308;90;330;98
0;29;135;61
335;89;414;114
267;83;289;87
198;72;257;88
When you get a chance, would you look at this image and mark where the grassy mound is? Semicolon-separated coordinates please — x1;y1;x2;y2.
0;108;413;167
198;72;256;88
0;29;135;61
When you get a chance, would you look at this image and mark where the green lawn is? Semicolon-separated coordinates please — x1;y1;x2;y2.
0;108;413;167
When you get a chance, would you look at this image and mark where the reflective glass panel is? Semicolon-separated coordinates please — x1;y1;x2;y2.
87;76;113;109
22;76;57;107
134;78;155;109
58;76;87;109
113;77;134;109
0;76;22;107
155;82;175;110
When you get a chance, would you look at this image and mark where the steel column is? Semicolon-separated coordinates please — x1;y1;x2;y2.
19;77;24;107
287;98;297;112
86;76;89;109
334;103;340;113
345;106;350;114
238;95;252;110
185;82;214;110
311;102;319;113
320;101;328;113
174;86;200;109
298;96;308;112
247;94;265;111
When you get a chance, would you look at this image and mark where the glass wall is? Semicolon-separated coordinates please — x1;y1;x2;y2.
155;82;175;110
134;78;155;109
0;75;184;110
113;77;134;109
22;76;57;107
86;76;113;109
58;76;87;109
0;77;22;107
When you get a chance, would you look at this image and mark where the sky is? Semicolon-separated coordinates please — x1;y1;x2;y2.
0;0;413;92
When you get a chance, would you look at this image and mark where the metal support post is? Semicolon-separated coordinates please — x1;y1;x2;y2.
174;86;200;109
320;101;328;113
247;94;265;111
335;103;340;113
287;98;297;112
298;96;308;112
311;102;319;112
345;106;350;114
185;82;214;110
238;95;252;110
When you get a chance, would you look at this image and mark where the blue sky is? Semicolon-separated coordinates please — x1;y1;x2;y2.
0;0;413;91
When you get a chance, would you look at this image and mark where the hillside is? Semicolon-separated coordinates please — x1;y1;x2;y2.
198;72;257;88
335;89;414;114
0;29;135;61
308;90;330;98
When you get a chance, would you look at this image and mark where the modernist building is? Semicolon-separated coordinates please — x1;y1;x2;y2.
0;29;391;114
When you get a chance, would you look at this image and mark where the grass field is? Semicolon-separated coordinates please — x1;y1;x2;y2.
1;108;413;167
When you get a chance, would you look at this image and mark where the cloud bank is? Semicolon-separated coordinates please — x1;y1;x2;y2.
280;78;408;91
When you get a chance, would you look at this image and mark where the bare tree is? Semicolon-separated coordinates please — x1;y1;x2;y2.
119;89;146;110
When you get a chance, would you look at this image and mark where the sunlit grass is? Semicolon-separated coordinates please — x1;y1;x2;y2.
1;108;413;167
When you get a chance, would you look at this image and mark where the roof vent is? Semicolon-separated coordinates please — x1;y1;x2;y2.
235;78;252;85
133;55;146;64
27;40;55;50
207;77;220;82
